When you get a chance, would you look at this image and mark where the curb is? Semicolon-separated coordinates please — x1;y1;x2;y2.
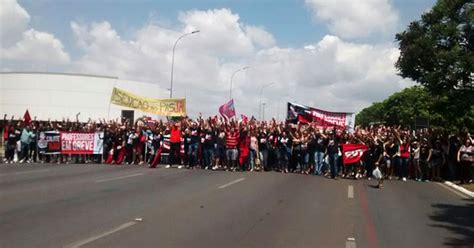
444;181;474;198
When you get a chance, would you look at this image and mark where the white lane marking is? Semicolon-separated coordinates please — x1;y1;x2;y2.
437;182;469;199
218;178;246;189
0;169;50;177
95;173;144;183
346;237;357;248
65;220;140;248
348;185;354;199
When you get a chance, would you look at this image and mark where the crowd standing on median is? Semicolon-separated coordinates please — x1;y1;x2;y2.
2;114;473;187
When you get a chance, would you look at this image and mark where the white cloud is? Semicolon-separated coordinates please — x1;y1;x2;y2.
0;0;30;47
2;29;70;63
0;0;70;64
244;25;276;48
305;0;399;39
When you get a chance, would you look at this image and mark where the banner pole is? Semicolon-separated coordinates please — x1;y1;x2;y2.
145;133;148;164
108;81;118;121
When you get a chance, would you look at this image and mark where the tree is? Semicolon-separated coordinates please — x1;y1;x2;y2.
395;0;473;129
382;86;435;126
396;0;473;94
356;86;436;128
355;102;384;127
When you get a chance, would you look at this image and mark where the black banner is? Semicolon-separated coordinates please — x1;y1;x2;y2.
37;131;61;154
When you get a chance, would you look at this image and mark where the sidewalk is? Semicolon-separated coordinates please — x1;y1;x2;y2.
444;181;474;198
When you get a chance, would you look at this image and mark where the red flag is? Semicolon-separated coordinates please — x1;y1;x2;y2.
297;114;312;124
23;110;31;125
241;114;248;124
342;144;369;165
219;99;236;119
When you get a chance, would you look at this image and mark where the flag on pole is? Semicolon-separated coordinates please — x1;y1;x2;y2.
219;99;236;119
342;144;369;165
23;109;31;125
241;114;249;124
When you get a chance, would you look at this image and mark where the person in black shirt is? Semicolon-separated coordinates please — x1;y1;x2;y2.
202;127;215;170
327;132;339;179
6;126;18;163
419;141;430;181
312;130;327;175
187;123;200;168
366;139;383;179
258;130;269;171
447;135;460;181
278;131;292;173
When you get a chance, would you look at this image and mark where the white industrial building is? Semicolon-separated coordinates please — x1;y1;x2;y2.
0;72;168;121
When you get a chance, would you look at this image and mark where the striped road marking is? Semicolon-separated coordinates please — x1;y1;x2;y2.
0;169;50;177
95;173;144;183
218;178;246;189
348;185;354;199
65;219;142;248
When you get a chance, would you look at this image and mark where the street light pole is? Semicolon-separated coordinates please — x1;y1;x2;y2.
170;30;200;99
229;66;249;100
259;82;274;120
262;102;266;121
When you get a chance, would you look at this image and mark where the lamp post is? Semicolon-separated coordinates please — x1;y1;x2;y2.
262;102;267;121
259;82;274;120
169;30;200;99
229;66;249;100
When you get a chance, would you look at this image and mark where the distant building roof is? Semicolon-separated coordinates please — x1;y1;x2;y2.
0;71;118;80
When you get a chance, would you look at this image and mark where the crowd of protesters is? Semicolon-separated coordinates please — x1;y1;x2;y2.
2;113;473;186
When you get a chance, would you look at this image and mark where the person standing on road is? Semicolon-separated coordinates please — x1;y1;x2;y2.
249;129;259;171
258;128;269;171
447;135;461;181
312;129;326;176
278;131;291;173
457;137;473;184
412;141;422;181
238;128;250;171
19;125;33;163
167;122;182;169
398;135;410;182
202;126;215;170
327;130;340;180
428;140;444;181
225;125;239;171
187;122;200;169
5;126;18;163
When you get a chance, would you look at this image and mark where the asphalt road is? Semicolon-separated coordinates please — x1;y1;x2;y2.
0;163;472;248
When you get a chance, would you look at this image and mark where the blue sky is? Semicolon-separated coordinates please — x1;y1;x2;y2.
2;0;438;118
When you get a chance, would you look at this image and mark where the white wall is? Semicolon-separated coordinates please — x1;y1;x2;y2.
0;72;168;121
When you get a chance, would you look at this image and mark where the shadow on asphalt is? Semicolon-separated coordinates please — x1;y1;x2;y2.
430;199;474;247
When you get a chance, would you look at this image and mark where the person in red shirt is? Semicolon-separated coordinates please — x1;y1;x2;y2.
167;122;183;168
239;129;250;171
